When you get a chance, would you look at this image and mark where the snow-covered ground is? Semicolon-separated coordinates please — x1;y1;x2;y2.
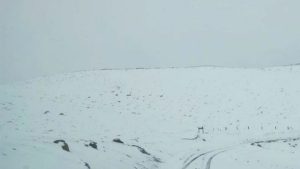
1;66;300;169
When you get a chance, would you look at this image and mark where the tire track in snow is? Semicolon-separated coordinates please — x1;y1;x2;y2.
182;148;227;169
182;136;300;169
181;150;213;169
205;150;227;169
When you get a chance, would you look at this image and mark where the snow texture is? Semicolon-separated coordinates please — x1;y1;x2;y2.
1;66;300;169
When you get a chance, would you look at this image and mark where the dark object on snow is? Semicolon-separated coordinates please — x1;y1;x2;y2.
89;141;97;150
251;143;262;147
53;140;70;152
113;138;124;144
198;126;204;134
54;139;65;144
131;145;150;155
84;162;91;169
153;156;162;163
182;127;205;140
44;111;50;114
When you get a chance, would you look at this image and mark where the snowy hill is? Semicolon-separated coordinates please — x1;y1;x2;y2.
1;66;300;169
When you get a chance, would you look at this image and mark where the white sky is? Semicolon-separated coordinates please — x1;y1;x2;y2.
1;0;300;83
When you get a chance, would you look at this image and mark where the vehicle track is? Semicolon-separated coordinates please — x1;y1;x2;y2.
182;136;300;169
181;150;214;169
205;150;227;169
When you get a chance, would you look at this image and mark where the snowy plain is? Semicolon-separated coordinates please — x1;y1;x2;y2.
1;66;300;169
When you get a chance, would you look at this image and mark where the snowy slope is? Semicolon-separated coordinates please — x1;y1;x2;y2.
1;66;300;169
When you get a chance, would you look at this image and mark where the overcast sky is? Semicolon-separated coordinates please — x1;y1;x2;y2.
1;0;300;83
